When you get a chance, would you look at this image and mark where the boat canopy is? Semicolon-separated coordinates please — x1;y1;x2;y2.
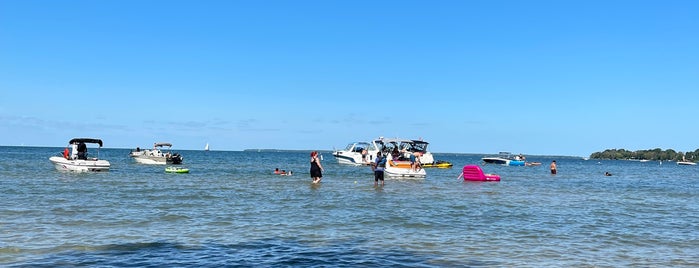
154;143;173;147
69;138;103;147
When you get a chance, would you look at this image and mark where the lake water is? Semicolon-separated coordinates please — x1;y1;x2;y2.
2;146;698;267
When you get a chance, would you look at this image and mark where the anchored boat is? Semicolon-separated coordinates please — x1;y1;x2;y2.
49;138;110;172
332;141;380;165
129;142;183;165
375;137;430;178
482;152;526;166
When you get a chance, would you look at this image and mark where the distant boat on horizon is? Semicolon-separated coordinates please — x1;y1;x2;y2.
204;143;210;151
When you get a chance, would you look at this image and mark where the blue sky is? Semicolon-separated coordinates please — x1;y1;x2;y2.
1;0;697;156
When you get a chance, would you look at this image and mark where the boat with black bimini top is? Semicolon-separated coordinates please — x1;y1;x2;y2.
49;138;110;172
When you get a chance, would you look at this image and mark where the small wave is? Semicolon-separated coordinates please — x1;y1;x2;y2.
4;239;492;267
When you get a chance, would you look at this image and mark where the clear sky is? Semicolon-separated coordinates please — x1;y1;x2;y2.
1;0;697;156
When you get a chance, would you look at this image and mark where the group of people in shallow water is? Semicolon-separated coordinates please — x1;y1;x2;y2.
273;151;324;183
275;151;378;185
309;150;387;186
273;168;293;176
296;154;611;186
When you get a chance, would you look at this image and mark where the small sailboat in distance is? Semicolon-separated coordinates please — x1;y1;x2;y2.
204;142;210;151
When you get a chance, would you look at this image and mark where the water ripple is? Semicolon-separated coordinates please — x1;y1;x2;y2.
2;148;699;267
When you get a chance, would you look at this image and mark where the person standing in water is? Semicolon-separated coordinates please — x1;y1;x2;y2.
550;160;557;175
372;152;386;186
310;151;324;183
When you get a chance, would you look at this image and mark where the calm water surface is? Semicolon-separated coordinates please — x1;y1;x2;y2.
1;146;698;267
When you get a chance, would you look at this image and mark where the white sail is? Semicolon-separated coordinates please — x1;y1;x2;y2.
204;143;210;151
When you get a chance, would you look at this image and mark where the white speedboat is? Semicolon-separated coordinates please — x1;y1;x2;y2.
373;137;435;165
374;137;432;178
129;142;183;165
332;141;380;165
333;137;436;170
49;138;110;172
482;152;526;166
676;155;696;166
384;153;427;178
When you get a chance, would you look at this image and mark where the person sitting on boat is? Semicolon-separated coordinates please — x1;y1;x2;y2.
386;153;397;166
63;147;70;159
391;148;401;161
77;141;87;160
274;168;283;174
605;171;612;176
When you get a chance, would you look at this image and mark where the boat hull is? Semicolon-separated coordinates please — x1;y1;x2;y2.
133;156;167;165
677;161;697;166
131;149;183;165
482;157;525;166
384;160;426;178
49;156;110;172
509;160;525;166
384;166;427;178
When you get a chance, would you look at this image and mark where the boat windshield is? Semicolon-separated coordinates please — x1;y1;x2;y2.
399;141;429;153
345;142;371;152
379;141;399;155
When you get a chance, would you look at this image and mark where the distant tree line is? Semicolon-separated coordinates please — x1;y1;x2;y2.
590;148;699;161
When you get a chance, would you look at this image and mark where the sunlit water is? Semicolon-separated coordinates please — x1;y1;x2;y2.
1;146;698;267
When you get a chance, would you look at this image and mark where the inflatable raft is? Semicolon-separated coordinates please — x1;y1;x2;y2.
165;167;190;173
422;161;453;168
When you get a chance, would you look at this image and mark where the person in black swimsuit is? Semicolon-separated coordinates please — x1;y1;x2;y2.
310;151;324;183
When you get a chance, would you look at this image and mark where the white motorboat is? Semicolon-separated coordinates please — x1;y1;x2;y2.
482;152;526;166
129;142;183;165
333;137;436;167
676;155;696;166
375;137;432;178
49;138;110;172
384;153;427;178
332;141;380;165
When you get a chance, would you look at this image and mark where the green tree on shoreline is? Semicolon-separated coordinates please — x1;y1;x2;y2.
590;148;699;162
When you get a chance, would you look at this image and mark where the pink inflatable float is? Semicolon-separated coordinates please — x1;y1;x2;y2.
459;165;501;181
